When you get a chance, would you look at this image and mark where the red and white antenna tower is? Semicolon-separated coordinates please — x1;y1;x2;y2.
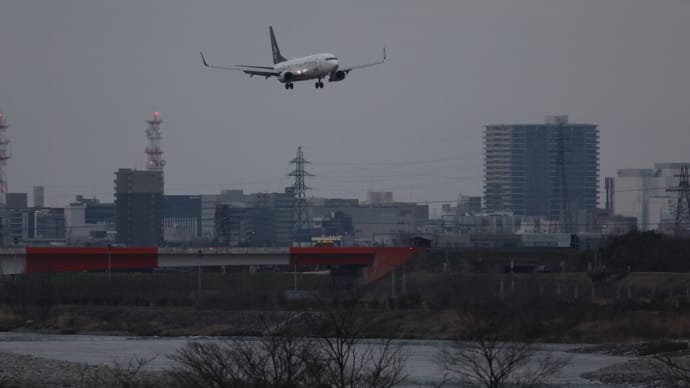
0;112;10;203
145;111;165;172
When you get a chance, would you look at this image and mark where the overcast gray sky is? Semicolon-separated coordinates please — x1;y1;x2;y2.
2;1;689;211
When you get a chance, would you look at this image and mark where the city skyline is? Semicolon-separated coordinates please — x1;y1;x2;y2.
2;1;689;207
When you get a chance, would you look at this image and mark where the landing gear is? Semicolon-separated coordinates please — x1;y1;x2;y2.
315;79;324;89
284;83;294;90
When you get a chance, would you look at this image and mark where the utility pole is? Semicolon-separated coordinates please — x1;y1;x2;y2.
107;244;112;280
293;264;297;292
197;250;203;300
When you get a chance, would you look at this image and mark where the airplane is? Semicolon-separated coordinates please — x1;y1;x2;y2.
200;26;386;90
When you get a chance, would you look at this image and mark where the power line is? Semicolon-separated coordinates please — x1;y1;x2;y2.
312;155;477;166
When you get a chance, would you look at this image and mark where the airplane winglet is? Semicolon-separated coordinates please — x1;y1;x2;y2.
200;52;209;67
383;47;387;61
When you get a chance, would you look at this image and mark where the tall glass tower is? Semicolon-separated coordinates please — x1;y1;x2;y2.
483;115;599;226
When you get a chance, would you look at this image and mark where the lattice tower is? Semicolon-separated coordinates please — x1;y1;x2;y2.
288;146;313;241
214;204;230;246
557;126;572;234
674;166;690;236
145;112;166;172
0;113;10;203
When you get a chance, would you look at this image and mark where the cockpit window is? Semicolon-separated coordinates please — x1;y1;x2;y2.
326;57;338;61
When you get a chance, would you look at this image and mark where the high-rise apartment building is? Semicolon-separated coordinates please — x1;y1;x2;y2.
115;168;163;246
484;115;599;226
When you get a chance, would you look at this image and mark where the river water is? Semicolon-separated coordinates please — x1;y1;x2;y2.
0;333;629;386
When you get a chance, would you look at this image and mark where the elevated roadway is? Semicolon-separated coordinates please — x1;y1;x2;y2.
0;246;417;285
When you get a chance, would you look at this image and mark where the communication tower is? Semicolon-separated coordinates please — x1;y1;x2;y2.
288;146;313;242
145;112;166;172
0;112;10;204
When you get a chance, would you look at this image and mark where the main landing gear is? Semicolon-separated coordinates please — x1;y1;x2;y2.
284;83;294;90
314;80;324;88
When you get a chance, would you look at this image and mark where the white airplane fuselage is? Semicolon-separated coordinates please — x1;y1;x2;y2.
274;53;339;83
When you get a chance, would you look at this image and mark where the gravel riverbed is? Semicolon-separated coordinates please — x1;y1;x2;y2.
2;343;687;387
0;352;168;387
575;344;690;387
0;349;651;387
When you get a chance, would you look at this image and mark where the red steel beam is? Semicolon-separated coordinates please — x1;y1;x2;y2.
26;247;158;273
289;247;375;265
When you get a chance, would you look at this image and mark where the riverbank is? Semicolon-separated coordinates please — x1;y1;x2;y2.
6;270;690;342
2;305;465;338
3;304;690;345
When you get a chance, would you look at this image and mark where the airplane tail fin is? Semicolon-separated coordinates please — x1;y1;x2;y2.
270;26;287;64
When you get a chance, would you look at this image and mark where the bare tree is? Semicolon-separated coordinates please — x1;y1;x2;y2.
361;338;408;388
77;356;162;388
309;300;408;388
436;308;570;388
648;343;690;387
107;356;157;387
168;314;322;387
168;341;250;387
168;304;407;388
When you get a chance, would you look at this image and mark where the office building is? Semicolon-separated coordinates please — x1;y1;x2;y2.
33;186;45;208
310;202;428;242
114;168;163;246
163;195;202;243
612;163;688;231
458;195;482;215
5;193;27;209
72;195;115;225
211;188;295;247
484;115;599;227
6;209;34;242
366;191;394;205
34;208;65;241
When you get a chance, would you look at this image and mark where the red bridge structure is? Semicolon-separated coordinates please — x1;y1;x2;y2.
0;246;418;286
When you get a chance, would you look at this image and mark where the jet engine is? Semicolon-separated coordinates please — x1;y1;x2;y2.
278;71;294;83
328;70;346;82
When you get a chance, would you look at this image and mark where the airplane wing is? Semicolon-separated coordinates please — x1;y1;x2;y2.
200;52;280;78
238;68;280;78
340;48;387;74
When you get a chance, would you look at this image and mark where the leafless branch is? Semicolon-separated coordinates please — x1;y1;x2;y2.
436;308;569;388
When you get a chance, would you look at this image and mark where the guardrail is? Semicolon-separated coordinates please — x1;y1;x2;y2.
159;247;290;255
